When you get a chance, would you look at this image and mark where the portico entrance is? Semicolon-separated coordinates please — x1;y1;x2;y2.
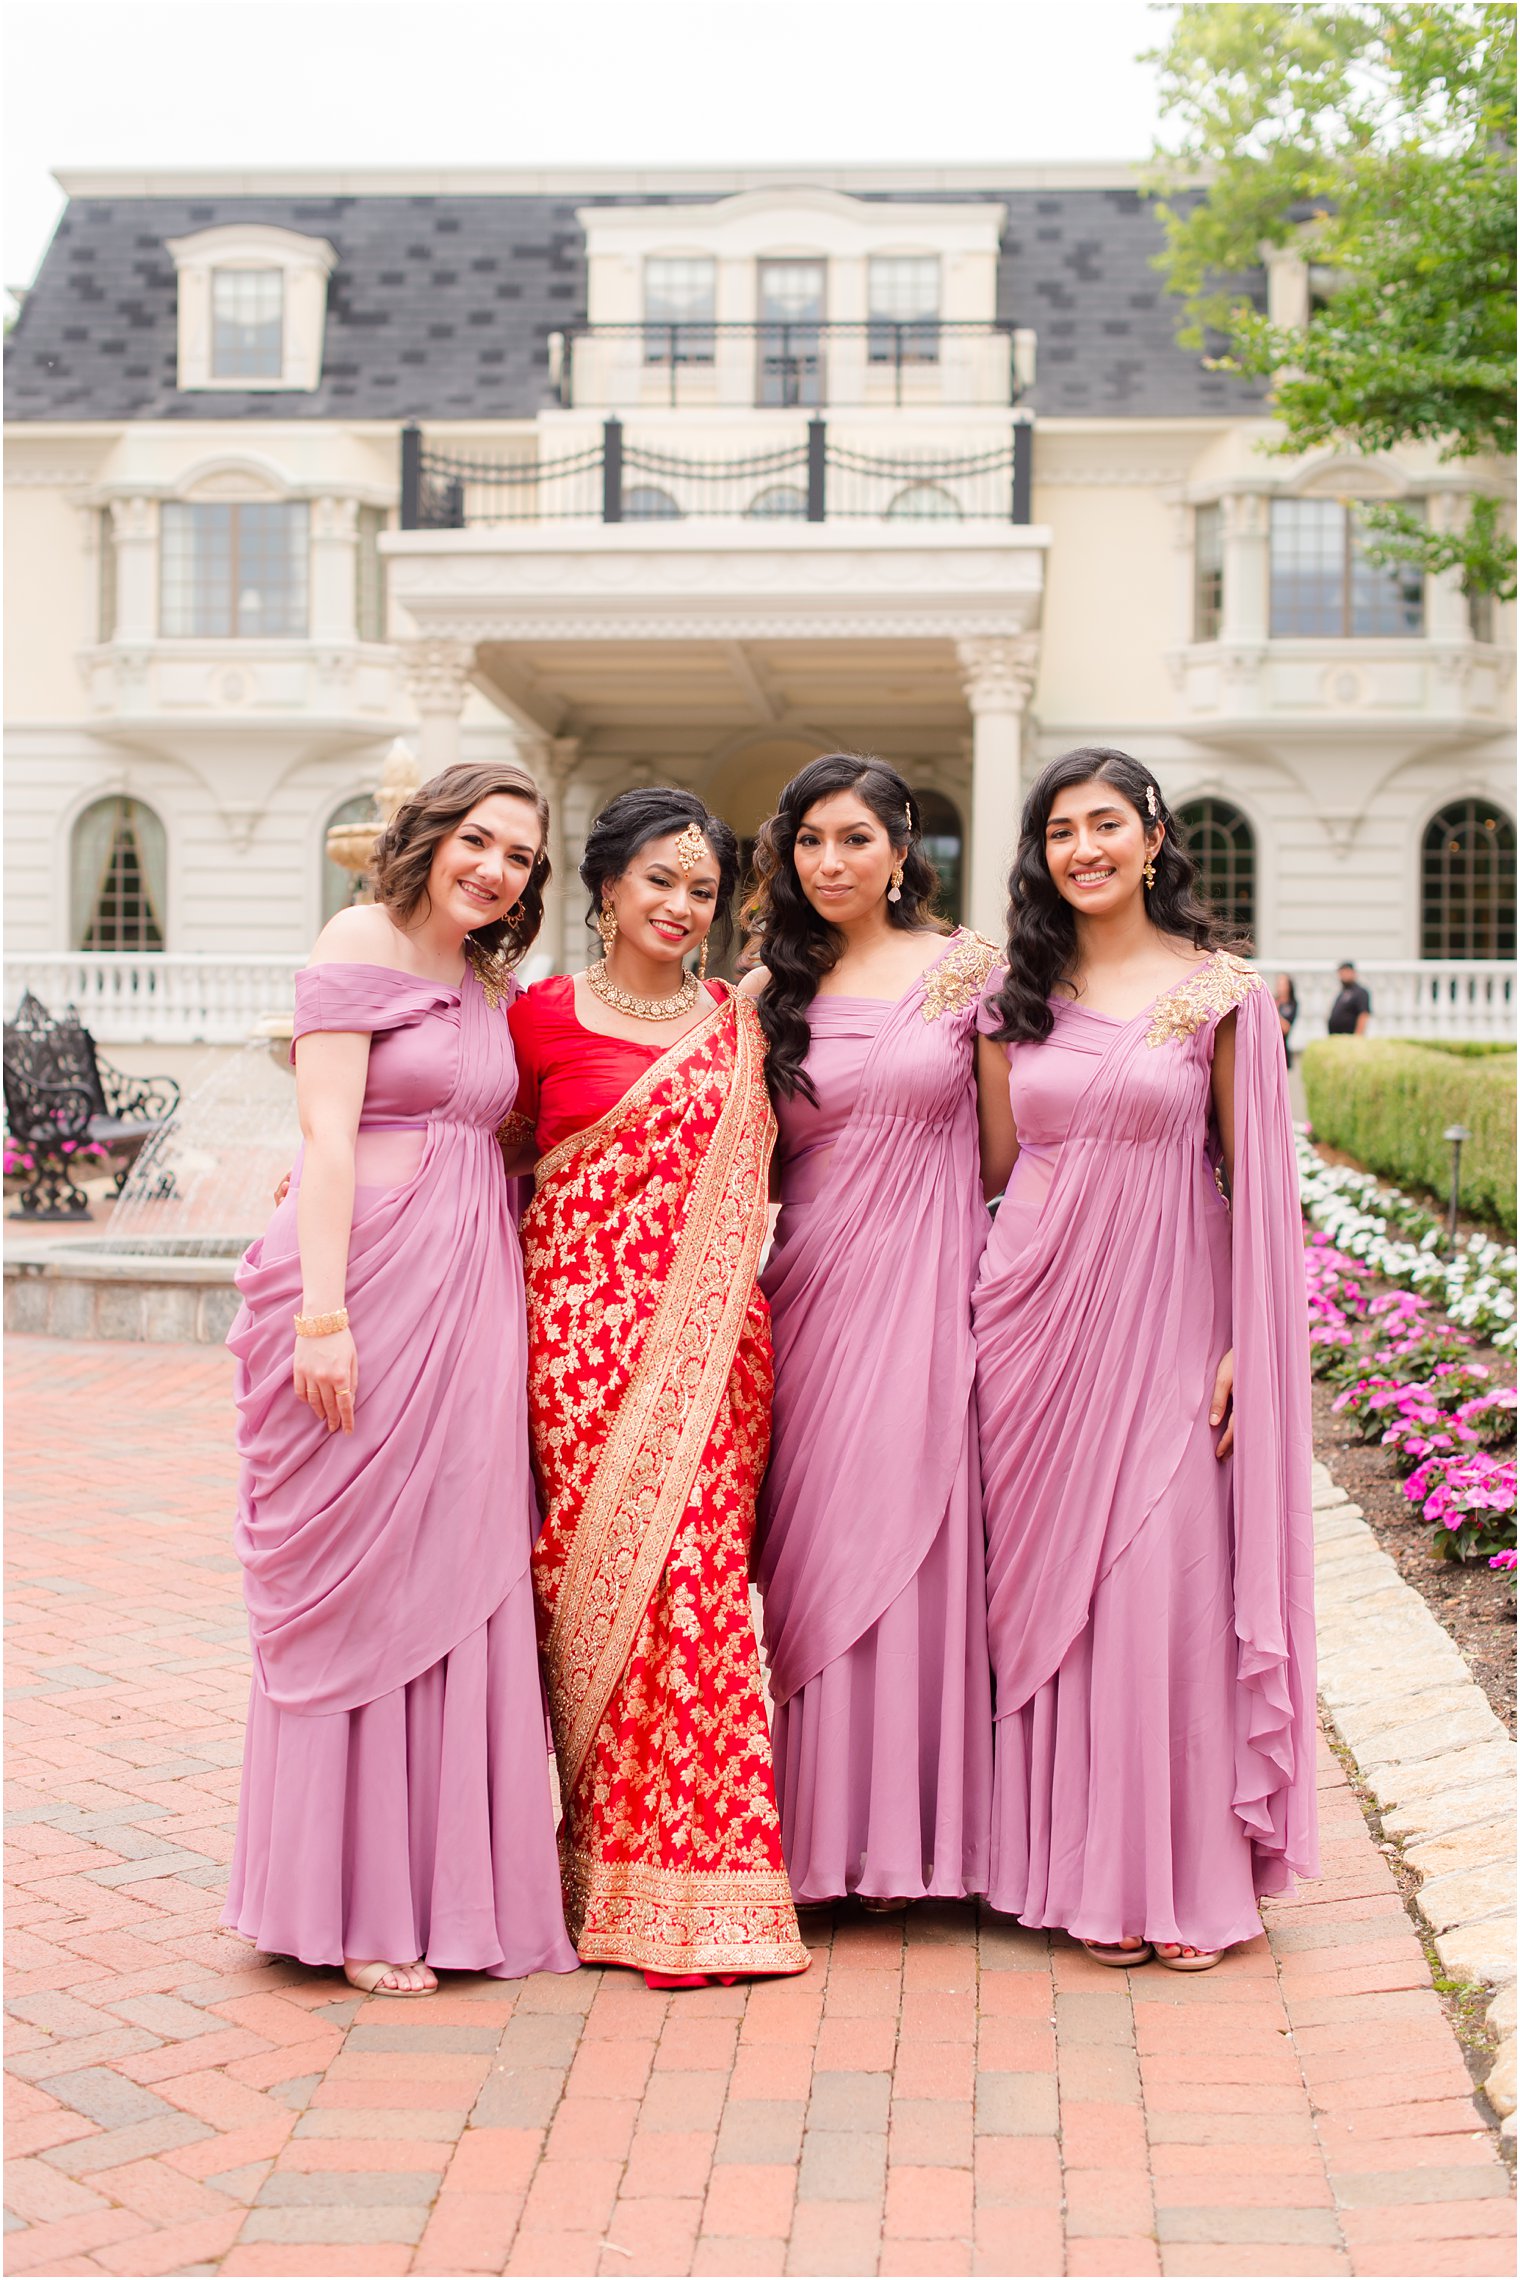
384;520;1049;963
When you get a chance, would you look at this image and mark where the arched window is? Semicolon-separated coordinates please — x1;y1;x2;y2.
1421;800;1517;958
623;485;682;521
71;796;167;951
886;483;961;521
322;794;378;923
746;485;808;520
910;787;964;925
1177;797;1255;938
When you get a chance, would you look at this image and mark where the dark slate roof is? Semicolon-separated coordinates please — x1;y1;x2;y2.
4;187;1265;422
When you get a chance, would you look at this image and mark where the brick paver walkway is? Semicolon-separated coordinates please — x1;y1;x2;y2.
5;1336;1513;2279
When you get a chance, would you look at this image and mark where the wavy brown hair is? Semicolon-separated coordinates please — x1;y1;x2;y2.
984;746;1242;1045
745;753;946;1105
371;760;551;965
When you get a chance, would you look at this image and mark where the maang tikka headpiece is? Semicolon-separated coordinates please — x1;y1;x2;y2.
674;819;709;873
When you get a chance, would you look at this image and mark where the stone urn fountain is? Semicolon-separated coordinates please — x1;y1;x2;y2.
324;739;423;903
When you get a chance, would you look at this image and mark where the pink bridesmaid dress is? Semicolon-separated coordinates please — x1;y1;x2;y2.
973;955;1318;1952
222;961;576;1978
756;931;997;1904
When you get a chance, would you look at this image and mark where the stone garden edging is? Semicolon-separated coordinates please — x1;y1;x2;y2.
1312;1458;1517;2134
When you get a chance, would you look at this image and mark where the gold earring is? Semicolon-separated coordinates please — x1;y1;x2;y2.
506;900;526;929
697;937;709;982
597;904;618;948
887;863;904;904
1143;859;1157;891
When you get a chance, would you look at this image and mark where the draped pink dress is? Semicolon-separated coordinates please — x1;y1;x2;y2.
973;954;1318;1952
755;931;997;1904
222;961;576;1977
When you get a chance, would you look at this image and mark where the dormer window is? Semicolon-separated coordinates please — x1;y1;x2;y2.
212;269;284;379
166;224;336;392
868;256;940;363
644;258;715;365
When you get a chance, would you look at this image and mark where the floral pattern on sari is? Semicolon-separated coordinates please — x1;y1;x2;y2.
522;991;809;1976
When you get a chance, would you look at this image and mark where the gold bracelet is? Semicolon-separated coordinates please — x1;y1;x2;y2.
293;1307;350;1338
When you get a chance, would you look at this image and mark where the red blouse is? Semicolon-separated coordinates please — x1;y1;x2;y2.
508;973;726;1153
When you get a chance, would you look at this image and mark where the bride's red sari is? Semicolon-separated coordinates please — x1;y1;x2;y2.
508;976;808;1979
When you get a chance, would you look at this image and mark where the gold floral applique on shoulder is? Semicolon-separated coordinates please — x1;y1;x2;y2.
921;931;1003;1024
466;943;514;1011
1145;950;1260;1047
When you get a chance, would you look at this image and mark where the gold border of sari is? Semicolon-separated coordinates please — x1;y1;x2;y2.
528;991;775;1794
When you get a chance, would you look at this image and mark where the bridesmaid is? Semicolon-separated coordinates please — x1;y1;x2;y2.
224;760;576;1995
973;746;1318;1970
743;753;997;1909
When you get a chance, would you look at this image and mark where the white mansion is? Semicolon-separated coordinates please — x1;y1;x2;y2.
4;162;1515;1039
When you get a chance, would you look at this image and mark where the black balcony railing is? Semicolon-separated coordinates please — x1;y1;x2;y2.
548;320;1020;409
400;418;1034;530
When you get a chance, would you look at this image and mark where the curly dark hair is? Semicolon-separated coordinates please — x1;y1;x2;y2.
579;786;742;958
371;759;551;966
985;746;1243;1044
744;753;946;1105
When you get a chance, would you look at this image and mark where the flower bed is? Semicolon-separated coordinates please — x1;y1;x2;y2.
1301;1135;1517;1581
1296;1131;1517;1353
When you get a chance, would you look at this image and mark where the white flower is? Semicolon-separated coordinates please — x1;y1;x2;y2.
1294;1128;1517;1345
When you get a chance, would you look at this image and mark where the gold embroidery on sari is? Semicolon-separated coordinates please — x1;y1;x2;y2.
920;930;1002;1023
1145;950;1260;1048
526;997;776;1794
554;1363;807;1974
567;1860;809;1975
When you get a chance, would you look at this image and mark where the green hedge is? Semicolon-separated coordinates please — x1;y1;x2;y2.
1301;1038;1517;1237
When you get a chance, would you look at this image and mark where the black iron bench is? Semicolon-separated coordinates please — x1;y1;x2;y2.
3;992;181;1221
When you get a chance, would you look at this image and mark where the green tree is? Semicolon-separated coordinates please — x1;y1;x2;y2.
1146;2;1516;596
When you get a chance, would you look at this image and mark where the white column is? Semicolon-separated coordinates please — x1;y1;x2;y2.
559;769;602;970
1220;492;1270;644
520;733;582;975
403;637;474;777
310;495;359;643
1425;489;1473;645
110;497;157;641
958;635;1039;938
1261;244;1310;332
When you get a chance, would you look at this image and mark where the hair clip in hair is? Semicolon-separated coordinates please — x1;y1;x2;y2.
1145;782;1159;819
904;800;913;833
674;819;709;873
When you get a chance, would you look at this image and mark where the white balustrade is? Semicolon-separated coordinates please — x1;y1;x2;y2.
1260;960;1516;1048
4;952;1513;1048
4;954;303;1045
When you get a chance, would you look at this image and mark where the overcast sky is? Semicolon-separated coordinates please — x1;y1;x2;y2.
4;0;1169;293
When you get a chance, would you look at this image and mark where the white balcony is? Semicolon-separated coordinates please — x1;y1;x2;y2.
6;953;1512;1050
560;322;1019;415
4;953;303;1045
77;638;406;756
1270;960;1515;1046
1170;639;1514;740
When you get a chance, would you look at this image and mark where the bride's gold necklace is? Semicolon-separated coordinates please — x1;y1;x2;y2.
586;957;700;1023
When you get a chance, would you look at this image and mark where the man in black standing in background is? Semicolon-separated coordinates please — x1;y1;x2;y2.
1328;960;1372;1037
